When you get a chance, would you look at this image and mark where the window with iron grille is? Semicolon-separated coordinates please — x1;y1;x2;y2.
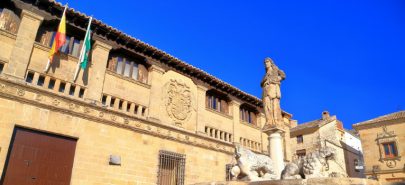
157;150;186;185
225;164;234;181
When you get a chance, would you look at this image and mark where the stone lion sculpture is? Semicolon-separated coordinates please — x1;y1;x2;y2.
281;146;344;179
232;145;277;181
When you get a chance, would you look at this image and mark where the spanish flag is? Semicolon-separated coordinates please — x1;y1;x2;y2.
44;5;67;72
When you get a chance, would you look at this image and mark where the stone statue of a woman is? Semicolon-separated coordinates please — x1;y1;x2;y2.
261;57;286;127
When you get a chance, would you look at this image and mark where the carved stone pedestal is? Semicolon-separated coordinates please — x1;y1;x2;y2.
264;126;285;180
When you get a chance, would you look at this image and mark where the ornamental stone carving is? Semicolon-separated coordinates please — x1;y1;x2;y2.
164;79;194;127
123;118;129;124
17;89;25;96
376;126;400;166
261;57;285;127
52;98;60;106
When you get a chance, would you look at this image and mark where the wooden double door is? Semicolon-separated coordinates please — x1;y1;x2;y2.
1;128;77;185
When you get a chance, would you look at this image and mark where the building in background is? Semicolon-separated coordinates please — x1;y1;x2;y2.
353;111;405;183
0;0;296;184
290;111;365;178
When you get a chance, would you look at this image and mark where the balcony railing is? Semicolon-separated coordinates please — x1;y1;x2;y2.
204;126;232;143
101;94;147;118
25;71;86;99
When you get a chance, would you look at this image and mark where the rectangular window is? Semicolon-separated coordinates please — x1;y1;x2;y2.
0;63;4;74
69;85;75;96
59;82;66;93
60;36;71;54
297;135;303;144
124;60;131;77
132;63;139;80
102;95;107;105
126;103;131;112
48;78;56;90
116;57;124;74
142;107;146;116
71;39;81;57
49;32;56;47
25;71;34;83
226;164;234;181
118;100;124;110
383;142;398;158
157;150;186;185
110;97;116;107
134;105;139;114
37;75;45;86
78;88;85;98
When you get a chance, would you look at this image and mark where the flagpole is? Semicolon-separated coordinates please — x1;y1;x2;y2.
73;16;92;81
44;4;68;72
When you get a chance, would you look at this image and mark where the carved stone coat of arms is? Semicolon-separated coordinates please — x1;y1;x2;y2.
164;79;194;127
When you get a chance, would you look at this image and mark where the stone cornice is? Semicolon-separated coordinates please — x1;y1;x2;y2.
353;120;405;131
21;9;44;22
364;168;405;175
0;76;234;154
0;29;17;40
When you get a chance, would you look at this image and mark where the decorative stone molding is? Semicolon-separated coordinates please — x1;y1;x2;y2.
0;29;17;40
376;126;401;168
149;65;165;74
21;9;44;22
16;89;25;96
93;40;113;52
0;77;233;154
164;79;194;127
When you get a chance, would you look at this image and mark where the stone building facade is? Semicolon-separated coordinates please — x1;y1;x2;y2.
0;0;295;184
353;111;405;183
289;111;364;178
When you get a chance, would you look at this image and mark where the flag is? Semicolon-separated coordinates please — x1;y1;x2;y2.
44;5;67;72
73;17;92;81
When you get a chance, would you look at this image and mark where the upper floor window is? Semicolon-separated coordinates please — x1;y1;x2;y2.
107;54;148;84
206;89;229;115
240;104;258;125
382;142;398;158
36;23;84;58
0;7;20;34
297;135;303;144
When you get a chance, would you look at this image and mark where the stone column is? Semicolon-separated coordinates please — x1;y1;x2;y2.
230;99;241;144
84;40;112;104
264;127;285;180
4;10;43;80
196;84;208;134
146;65;165;121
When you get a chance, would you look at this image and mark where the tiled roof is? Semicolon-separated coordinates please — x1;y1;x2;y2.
290;119;321;132
290;116;336;133
353;110;405;127
44;0;265;106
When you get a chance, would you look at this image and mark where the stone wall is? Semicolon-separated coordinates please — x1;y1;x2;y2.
0;3;294;184
0;95;234;184
356;119;405;183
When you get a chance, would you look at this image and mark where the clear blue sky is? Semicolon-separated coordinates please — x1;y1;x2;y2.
60;0;405;129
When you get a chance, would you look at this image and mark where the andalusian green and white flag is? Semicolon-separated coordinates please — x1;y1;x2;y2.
73;16;92;81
